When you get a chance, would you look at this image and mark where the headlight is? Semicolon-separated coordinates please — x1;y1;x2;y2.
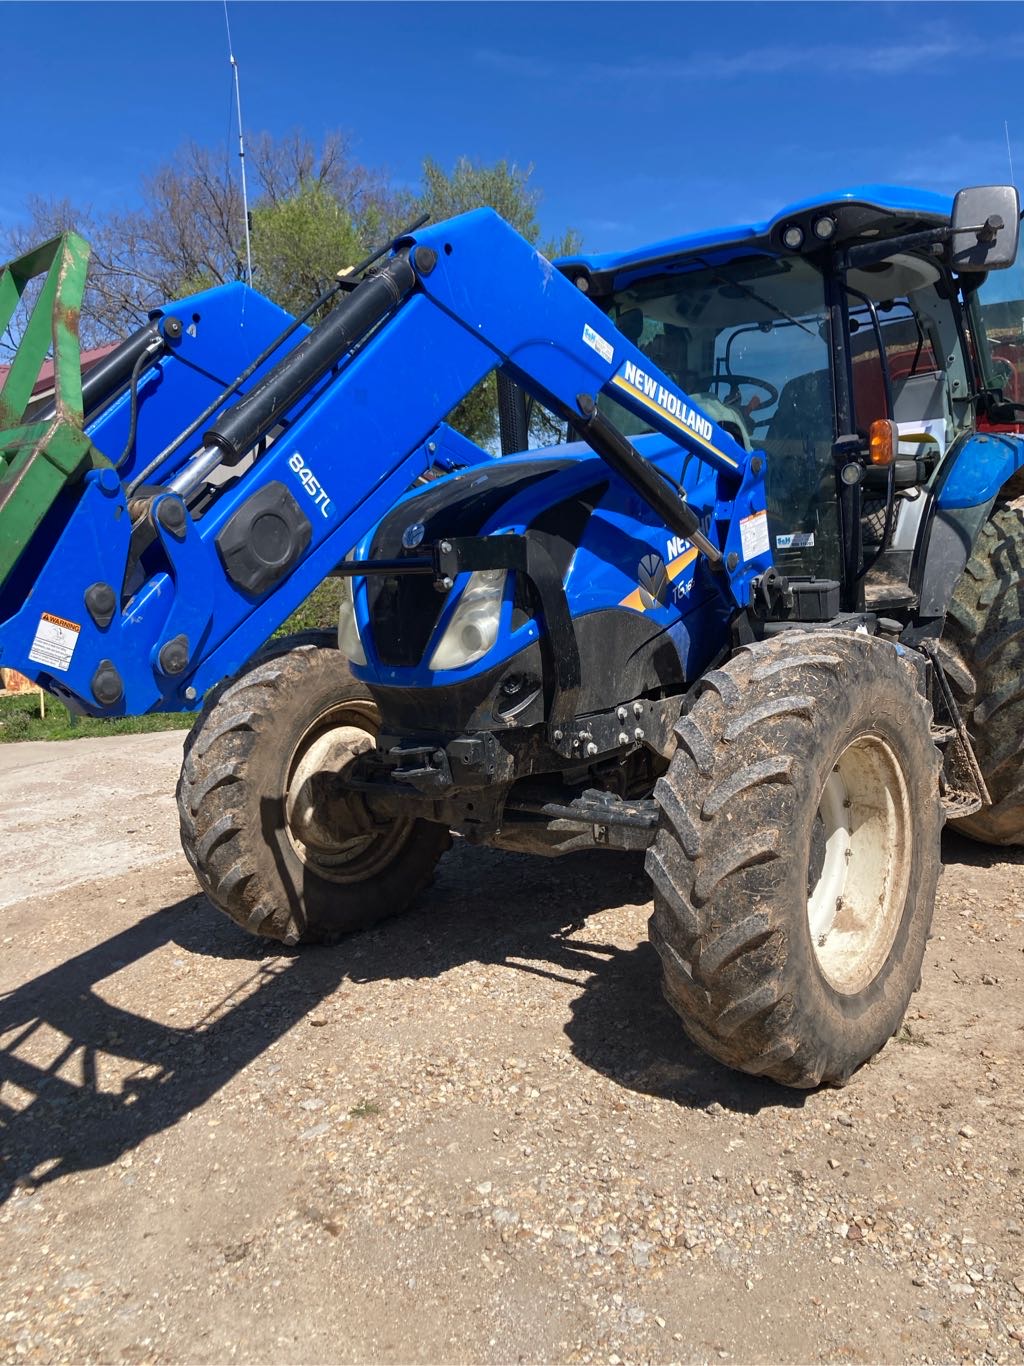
337;574;366;665
428;569;507;671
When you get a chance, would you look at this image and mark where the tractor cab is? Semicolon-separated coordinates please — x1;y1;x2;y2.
559;185;1021;610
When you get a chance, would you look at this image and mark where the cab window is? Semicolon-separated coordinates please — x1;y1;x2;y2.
600;253;839;579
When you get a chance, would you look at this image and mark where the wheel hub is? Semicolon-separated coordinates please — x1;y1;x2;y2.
807;734;912;994
284;704;414;883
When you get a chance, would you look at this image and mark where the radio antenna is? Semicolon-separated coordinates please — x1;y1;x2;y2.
1006;119;1016;188
223;0;254;286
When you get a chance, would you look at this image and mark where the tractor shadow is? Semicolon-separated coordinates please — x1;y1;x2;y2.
0;842;798;1205
940;827;1024;870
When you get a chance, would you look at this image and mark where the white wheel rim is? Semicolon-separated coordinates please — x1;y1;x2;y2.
807;734;912;995
284;701;415;884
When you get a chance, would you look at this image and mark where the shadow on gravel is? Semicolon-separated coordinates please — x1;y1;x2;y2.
0;842;795;1204
940;828;1024;870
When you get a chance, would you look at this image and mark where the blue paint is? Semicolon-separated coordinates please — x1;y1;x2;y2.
936;432;1024;510
0;209;763;715
558;185;952;280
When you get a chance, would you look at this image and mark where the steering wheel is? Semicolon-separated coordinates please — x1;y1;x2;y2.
707;373;780;407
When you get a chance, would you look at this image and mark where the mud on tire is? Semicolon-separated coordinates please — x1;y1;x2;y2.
940;496;1024;845
646;632;942;1089
177;632;450;945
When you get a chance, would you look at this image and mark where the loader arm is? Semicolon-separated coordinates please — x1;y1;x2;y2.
0;209;764;716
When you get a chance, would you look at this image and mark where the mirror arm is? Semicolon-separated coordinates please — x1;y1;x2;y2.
844;227;949;270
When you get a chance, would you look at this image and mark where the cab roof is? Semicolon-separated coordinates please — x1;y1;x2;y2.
557;184;952;279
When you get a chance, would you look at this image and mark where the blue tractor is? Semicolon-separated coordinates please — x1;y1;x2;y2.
1;184;1021;1089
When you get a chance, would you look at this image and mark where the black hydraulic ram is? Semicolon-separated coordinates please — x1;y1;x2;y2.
168;252;418;497
34;319;166;426
206;254;418;463
574;393;723;565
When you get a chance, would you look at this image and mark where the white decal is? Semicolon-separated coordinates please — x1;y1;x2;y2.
619;361;715;441
665;534;692;561
28;612;81;672
776;531;815;550
288;451;332;518
739;510;770;562
582;323;614;365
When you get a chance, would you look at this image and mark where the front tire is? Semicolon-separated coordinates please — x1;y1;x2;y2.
177;633;450;945
646;632;942;1088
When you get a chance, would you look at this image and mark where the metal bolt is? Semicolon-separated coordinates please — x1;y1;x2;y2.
586;742;599;757
441;575;453;589
440;540;452;553
572;737;580;749
427;441;437;453
616;706;627;722
553;729;563;741
618;731;630;746
184;686;197;701
634;727;645;741
633;702;643;718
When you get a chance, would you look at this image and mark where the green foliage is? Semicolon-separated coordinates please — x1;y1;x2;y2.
0;692;194;743
275;579;344;637
418;158;581;447
251;182;362;319
349;1098;382;1118
3;136;583;453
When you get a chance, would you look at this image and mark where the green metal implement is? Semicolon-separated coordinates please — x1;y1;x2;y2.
0;232;110;588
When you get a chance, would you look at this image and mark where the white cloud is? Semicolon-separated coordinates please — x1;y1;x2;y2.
475;27;969;85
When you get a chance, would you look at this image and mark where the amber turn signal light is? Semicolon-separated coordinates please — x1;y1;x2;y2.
869;419;898;466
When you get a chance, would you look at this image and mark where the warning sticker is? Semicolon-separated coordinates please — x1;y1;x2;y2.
739;510;770;562
582;322;614;365
28;612;81;672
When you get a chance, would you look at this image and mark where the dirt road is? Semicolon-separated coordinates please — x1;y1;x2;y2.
0;732;1021;1364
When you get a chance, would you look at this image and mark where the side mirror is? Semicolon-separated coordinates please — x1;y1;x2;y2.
950;184;1020;271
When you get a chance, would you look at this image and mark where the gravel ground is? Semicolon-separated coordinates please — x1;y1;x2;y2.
0;732;1021;1364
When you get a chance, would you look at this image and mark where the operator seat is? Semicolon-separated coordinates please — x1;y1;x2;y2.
761;368;839;572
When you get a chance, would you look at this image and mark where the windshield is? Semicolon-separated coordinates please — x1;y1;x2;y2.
972;248;1024;403
599;253;840;578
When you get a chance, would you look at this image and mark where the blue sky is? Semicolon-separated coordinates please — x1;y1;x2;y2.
2;1;1023;254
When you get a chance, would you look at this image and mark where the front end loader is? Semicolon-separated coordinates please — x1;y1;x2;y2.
1;184;1021;1090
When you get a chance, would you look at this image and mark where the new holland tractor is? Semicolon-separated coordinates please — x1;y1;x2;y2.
1;184;1022;1089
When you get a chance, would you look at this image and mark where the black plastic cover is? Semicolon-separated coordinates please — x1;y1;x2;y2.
215;481;312;596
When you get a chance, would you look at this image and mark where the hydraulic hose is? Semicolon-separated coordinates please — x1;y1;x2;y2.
128;212;429;495
33;319;165;427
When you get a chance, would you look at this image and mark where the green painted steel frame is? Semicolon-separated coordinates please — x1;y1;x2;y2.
0;232;109;588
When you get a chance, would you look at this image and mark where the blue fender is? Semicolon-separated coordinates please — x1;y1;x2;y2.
917;431;1024;618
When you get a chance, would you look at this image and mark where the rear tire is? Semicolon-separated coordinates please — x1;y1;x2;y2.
177;633;450;945
940;496;1024;844
646;632;942;1088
